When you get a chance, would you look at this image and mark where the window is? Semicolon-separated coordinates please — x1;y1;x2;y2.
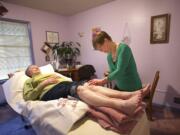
0;18;34;80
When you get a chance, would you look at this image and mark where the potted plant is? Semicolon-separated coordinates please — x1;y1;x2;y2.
52;41;81;69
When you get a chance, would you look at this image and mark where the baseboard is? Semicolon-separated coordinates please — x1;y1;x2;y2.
0;102;8;106
156;89;167;93
152;102;180;112
0;85;7;104
153;89;180;109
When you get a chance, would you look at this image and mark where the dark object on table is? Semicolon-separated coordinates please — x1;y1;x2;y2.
77;65;96;81
0;2;8;16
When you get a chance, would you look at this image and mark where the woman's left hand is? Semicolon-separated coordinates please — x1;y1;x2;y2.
88;79;105;86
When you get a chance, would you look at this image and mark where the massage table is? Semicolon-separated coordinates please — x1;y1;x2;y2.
2;64;150;135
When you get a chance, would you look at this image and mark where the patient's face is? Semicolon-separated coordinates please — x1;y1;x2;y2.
28;65;40;77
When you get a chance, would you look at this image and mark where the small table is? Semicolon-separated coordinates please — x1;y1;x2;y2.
56;68;79;81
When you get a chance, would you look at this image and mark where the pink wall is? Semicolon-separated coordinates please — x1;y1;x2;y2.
3;2;69;66
67;0;180;108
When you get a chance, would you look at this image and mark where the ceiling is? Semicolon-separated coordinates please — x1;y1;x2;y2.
1;0;114;16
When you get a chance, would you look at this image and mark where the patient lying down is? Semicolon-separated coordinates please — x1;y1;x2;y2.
23;65;151;116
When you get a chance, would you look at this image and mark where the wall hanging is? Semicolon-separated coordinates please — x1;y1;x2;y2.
150;14;171;44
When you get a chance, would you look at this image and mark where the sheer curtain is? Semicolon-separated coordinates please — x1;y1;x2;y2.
0;19;33;80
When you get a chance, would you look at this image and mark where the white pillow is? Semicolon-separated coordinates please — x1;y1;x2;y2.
2;71;28;113
39;64;55;74
39;64;72;81
2;64;71;113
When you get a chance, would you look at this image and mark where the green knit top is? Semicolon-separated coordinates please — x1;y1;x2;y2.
107;43;142;91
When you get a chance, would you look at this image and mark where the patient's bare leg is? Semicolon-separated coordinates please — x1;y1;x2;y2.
77;86;142;116
86;84;151;99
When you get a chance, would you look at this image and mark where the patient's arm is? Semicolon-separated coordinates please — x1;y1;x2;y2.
40;77;58;88
23;78;58;101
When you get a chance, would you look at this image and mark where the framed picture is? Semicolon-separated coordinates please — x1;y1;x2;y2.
46;31;59;44
41;43;51;54
150;14;170;44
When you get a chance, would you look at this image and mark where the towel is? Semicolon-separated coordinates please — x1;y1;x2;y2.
88;105;145;134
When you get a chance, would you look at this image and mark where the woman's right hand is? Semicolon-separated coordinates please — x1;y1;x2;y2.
104;71;110;77
88;79;105;86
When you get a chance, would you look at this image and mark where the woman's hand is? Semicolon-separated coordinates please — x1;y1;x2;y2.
104;71;110;77
88;78;106;86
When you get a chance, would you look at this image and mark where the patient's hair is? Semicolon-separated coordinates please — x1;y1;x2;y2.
25;65;34;77
92;31;112;50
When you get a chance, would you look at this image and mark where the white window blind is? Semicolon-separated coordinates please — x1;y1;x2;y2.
0;19;33;80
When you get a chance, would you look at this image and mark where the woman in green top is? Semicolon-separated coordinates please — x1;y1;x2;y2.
89;30;142;92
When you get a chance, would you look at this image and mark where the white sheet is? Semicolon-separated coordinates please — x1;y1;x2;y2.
2;64;89;135
21;98;89;135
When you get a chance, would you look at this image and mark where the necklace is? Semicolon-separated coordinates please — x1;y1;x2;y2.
111;43;119;62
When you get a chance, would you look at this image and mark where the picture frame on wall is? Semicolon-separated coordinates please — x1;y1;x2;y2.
41;43;51;54
150;14;170;44
46;31;59;44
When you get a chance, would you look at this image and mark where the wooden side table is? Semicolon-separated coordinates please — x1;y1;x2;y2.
56;68;79;81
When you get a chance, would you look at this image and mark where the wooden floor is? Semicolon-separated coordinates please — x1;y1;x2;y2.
150;105;180;135
0;104;180;135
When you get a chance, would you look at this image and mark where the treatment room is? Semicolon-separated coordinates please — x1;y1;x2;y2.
0;0;180;135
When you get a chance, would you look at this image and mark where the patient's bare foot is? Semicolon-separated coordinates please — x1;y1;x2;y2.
126;84;151;99
134;102;146;114
141;84;151;98
120;93;142;116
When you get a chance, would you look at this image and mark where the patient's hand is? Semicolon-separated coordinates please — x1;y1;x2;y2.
43;78;59;85
50;74;60;79
37;78;59;90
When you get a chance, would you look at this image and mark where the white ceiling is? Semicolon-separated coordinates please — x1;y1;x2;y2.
2;0;114;16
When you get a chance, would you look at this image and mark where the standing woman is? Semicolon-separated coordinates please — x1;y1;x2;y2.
89;29;142;92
